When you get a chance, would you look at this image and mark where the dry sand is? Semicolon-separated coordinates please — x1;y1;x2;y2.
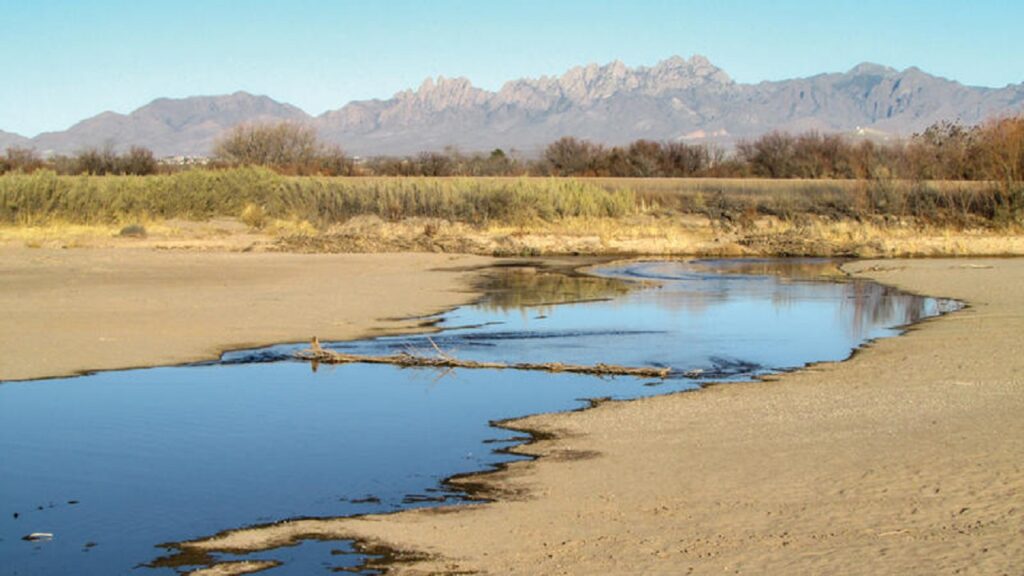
0;246;490;381
179;258;1024;575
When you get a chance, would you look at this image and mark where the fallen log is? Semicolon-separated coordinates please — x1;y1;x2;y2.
295;338;670;379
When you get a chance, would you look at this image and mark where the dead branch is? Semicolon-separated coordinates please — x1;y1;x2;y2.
296;339;670;379
426;336;453;361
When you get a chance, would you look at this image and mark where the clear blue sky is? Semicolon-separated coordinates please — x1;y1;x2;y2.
2;0;1021;136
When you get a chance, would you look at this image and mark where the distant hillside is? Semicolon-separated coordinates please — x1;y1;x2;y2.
0;130;31;151
30;92;310;157
6;56;1024;157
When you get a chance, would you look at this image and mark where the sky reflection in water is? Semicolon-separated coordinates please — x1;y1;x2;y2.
0;259;956;575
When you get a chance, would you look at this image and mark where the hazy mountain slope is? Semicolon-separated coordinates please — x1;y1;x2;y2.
0;130;30;151
31;92;310;156
9;56;1024;157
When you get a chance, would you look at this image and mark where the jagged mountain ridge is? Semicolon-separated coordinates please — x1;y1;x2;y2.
6;55;1024;157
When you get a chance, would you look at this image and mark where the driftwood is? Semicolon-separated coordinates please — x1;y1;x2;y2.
296;337;670;379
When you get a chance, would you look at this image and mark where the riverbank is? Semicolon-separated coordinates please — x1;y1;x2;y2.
178;258;1024;574
3;172;1023;258
0;246;490;381
4;213;1024;259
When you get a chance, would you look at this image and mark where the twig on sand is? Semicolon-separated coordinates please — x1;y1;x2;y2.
296;337;670;379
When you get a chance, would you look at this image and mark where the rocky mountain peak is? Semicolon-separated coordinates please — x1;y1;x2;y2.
7;55;1023;157
646;54;733;90
556;60;639;103
847;62;897;77
397;76;490;112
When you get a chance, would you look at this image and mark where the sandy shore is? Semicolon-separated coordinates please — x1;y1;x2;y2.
0;246;490;381
180;258;1024;575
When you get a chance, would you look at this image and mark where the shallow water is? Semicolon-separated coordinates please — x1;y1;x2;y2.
0;259;957;575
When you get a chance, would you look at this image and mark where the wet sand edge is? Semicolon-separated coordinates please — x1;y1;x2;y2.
170;258;1024;575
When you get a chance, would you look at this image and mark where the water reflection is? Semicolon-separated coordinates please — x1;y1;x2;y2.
332;259;954;379
687;257;847;280
473;265;634;313
0;259;958;576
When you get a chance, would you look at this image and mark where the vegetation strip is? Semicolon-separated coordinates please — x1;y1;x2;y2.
295;338;671;379
2;170;1017;228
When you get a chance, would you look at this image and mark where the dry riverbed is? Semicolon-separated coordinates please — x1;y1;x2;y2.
175;258;1024;575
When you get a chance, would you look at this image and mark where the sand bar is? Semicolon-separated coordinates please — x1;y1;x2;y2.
181;258;1024;575
0;246;490;381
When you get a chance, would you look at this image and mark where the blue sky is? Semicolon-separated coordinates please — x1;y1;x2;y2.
2;0;1022;136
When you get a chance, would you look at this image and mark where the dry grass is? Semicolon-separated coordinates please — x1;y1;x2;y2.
0;170;636;227
586;177;1014;227
274;213;1024;258
0;217;309;250
0;220;176;248
4;170;1017;229
2;171;1020;256
585;177;995;193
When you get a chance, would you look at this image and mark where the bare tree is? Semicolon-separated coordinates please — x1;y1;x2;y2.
213;122;353;175
0;147;44;174
543;137;603;176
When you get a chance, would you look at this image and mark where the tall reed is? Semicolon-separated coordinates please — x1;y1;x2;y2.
0;169;1017;228
0;169;636;226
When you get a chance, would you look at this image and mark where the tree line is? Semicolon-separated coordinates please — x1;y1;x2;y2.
533;117;1023;182
2;117;1022;184
1;144;159;176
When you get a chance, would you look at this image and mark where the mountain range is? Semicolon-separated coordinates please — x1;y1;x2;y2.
6;55;1024;157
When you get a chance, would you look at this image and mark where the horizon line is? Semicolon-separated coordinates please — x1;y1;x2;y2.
8;54;1021;139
